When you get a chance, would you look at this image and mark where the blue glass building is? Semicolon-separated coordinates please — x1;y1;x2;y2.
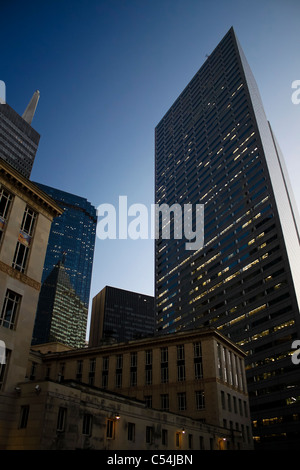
32;183;97;347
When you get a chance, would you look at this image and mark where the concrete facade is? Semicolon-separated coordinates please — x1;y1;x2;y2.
5;379;243;450
29;328;253;449
0;160;62;448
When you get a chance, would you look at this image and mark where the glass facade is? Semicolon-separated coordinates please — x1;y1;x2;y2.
0;104;40;178
155;27;300;449
89;286;155;345
32;183;96;347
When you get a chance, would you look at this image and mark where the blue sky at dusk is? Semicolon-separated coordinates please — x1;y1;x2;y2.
2;0;299;321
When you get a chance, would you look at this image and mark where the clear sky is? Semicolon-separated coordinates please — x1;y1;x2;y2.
1;0;299;317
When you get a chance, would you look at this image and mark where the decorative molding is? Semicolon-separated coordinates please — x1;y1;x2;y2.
0;260;41;291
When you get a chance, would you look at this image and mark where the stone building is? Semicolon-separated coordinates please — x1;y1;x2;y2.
0;159;63;448
26;327;253;449
5;379;241;450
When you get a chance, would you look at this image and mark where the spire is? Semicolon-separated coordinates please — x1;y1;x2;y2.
22;90;40;125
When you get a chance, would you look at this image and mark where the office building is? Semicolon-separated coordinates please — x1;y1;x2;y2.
32;183;97;347
0;159;62;448
32;259;88;348
155;27;300;449
89;286;155;345
25;327;252;449
0;91;40;178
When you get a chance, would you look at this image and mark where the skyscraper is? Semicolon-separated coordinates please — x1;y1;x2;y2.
0;91;40;178
155;27;300;449
33;260;89;348
89;286;155;345
32;183;97;347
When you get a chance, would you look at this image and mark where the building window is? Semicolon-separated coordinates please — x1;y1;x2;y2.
115;354;123;387
19;405;29;429
102;356;109;388
144;395;152;408
0;187;13;244
58;363;65;382
12;241;29;273
12;206;37;273
177;344;185;361
76;360;83;381
0;290;21;329
130;352;137;386
177;345;185;382
145;349;152;385
160;394;169;411
146;426;154;444
177;364;186;381
89;358;96;386
161;347;168;363
145;349;152;365
57;407;67;432
194;342;203;379
188;434;193;449
162;429;168;446
221;391;226;409
128;422;135;442
178;392;187;411
195;390;205;410
175;431;181;448
106;419;114;439
161;347;168;383
29;362;37;380
21;206;37;236
82;413;93;436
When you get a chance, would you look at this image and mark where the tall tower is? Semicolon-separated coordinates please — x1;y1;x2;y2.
32;183;97;348
155;27;300;449
0;91;40;178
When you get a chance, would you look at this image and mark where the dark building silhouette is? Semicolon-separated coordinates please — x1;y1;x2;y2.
0;91;40;178
89;286;155;345
155;27;300;449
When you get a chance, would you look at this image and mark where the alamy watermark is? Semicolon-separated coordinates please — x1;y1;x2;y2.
291;80;300;104
96;196;204;251
291;340;300;365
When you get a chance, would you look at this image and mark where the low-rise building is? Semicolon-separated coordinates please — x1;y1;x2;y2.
6;379;242;450
28;327;253;449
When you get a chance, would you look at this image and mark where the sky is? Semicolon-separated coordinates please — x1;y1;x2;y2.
1;0;299;324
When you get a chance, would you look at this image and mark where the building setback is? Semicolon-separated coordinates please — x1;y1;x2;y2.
154;27;300;449
0;91;40;178
32;183;97;348
89;286;155;345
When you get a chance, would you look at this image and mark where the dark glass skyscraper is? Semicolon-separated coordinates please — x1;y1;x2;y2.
32;183;97;348
155;27;300;449
89;286;155;345
0;91;40;178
